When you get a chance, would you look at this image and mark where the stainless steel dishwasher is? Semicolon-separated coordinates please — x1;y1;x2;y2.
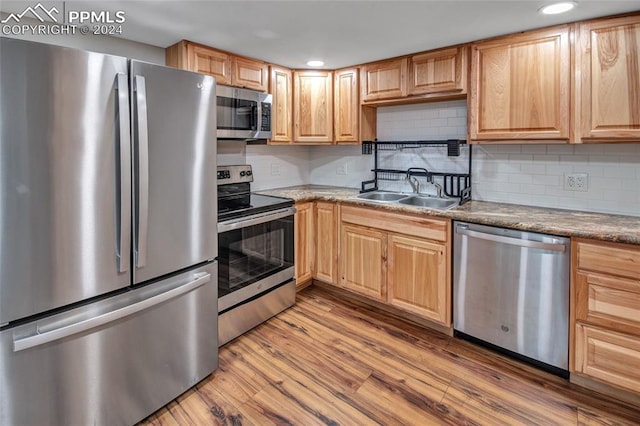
453;221;570;375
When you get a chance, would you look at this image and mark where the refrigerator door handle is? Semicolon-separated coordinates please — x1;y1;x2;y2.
134;75;149;268
13;272;211;352
116;73;131;273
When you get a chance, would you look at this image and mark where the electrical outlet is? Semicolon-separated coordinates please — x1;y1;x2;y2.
336;163;348;175
564;173;588;192
270;163;281;176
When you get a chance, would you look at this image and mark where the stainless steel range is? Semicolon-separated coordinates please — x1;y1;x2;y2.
217;165;296;346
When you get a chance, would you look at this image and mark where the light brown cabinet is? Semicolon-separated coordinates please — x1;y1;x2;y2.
314;202;338;285
293;71;334;144
295;202;314;287
572;238;640;394
360;58;408;102
166;41;268;91
269;65;293;143
334;68;360;143
232;56;269;92
575;15;640;142
340;223;387;300
469;26;571;142
387;234;449;325
340;205;451;326
408;46;467;97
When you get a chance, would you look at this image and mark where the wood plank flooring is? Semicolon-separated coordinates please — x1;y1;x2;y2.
140;285;640;425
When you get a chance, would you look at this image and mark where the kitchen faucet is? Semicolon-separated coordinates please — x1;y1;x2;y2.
406;167;430;194
406;167;446;197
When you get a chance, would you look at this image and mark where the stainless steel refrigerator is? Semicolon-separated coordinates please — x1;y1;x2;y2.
0;38;218;425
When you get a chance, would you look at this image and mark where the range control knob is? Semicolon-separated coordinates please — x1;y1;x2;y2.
240;171;246;177
246;170;252;176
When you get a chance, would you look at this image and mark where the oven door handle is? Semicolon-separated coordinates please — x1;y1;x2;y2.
218;207;296;233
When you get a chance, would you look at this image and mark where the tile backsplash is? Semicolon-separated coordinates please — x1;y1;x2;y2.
222;101;640;217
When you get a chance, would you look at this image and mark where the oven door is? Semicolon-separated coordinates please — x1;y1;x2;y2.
217;207;295;312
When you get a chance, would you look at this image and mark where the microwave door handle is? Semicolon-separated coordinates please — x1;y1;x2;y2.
134;75;149;268
250;105;257;131
116;73;131;273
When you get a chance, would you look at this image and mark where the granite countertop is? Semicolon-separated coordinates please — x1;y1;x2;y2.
257;185;640;245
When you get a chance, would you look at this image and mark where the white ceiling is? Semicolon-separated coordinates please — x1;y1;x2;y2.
2;1;640;68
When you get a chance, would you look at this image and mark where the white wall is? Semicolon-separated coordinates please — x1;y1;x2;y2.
306;101;640;217
246;145;310;191
473;144;640;216
1;13;165;64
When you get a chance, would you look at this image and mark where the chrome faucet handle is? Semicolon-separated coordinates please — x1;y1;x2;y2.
406;175;420;193
433;182;445;198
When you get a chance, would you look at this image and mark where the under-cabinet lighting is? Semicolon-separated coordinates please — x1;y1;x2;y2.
539;2;576;15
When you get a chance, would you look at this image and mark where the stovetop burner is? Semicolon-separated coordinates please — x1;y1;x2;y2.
217;165;294;221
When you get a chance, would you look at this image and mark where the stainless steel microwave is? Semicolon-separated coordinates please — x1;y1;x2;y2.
216;85;272;140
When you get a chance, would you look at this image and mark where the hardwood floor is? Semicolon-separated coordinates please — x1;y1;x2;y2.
140;285;640;425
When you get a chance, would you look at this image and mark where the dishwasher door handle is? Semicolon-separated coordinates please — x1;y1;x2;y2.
456;226;566;252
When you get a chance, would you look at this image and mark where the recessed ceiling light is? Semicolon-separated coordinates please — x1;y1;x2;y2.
306;60;324;67
539;2;576;15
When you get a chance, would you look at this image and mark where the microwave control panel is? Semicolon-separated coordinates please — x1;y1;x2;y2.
261;103;271;132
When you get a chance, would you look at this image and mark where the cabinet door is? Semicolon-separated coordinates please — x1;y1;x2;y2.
387;234;450;325
360;58;408;102
189;44;232;85
577;15;640;142
295;202;314;287
233;57;268;91
269;66;293;143
408;46;467;96
575;324;640;393
293;71;334;143
340;224;386;301
314;202;338;285
469;26;570;141
334;68;360;143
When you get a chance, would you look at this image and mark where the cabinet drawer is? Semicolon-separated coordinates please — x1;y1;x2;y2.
575;240;640;281
575;272;640;335
576;272;640;335
341;205;448;242
575;324;640;393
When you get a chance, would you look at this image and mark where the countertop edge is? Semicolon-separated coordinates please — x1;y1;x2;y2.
257;186;640;246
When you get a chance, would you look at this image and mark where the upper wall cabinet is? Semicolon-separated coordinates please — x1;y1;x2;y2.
360;58;408;102
293;71;334;144
408;46;467;96
576;15;640;142
166;41;268;91
334;68;360;143
269;65;293;143
468;26;571;142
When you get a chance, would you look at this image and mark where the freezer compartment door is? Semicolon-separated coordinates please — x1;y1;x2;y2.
0;38;132;324
131;61;217;285
0;262;218;426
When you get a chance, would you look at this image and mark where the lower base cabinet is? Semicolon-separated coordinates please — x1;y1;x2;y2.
314;202;339;285
340;223;387;300
572;238;640;397
339;205;452;327
387;234;449;325
295;202;314;287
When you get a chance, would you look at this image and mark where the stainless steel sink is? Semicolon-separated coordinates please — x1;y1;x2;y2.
356;191;408;202
397;196;458;210
354;191;459;210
